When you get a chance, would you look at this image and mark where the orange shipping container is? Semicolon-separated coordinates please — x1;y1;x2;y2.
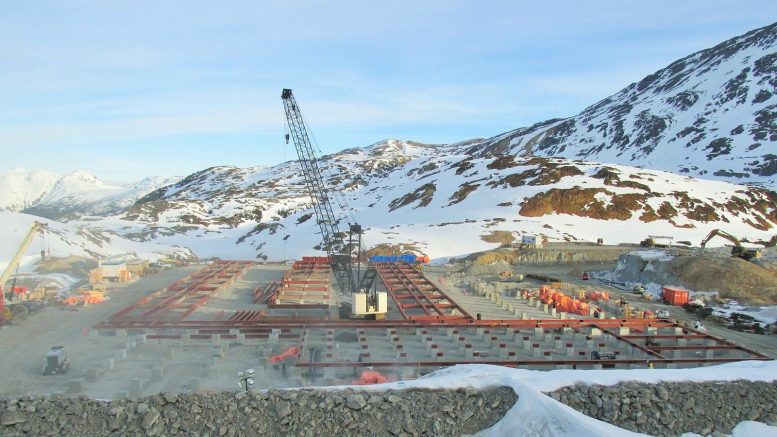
662;286;689;306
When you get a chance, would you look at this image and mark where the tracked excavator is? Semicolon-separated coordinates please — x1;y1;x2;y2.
700;229;762;261
1;221;48;324
281;89;385;318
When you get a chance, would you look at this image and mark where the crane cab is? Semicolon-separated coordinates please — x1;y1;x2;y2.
352;292;388;319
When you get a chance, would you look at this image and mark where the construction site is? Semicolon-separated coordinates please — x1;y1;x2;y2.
0;89;773;403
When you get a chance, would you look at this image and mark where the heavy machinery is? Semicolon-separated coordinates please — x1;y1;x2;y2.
1;221;48;325
42;346;69;375
640;235;673;248
281;89;384;318
700;229;762;261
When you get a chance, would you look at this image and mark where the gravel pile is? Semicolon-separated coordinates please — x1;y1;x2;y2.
549;380;777;436
0;386;516;437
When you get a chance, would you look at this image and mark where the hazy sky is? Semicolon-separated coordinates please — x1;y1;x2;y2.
1;1;774;181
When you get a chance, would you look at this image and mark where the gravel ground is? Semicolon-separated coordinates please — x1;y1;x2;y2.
0;386;517;437
550;380;777;436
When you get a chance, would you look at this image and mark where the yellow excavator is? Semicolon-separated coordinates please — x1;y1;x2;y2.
700;229;762;261
1;221;48;324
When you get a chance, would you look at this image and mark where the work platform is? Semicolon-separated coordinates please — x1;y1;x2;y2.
94;260;770;384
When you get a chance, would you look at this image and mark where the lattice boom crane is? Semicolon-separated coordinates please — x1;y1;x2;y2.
281;89;382;316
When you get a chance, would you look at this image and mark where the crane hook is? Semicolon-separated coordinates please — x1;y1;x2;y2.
285;133;290;144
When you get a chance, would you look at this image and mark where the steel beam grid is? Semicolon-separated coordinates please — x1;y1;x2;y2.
599;328;668;360
275;258;333;307
108;261;251;321
373;261;472;321
96;319;768;366
96;318;685;330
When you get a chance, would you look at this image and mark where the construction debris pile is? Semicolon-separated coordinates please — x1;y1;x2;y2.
549;380;777;436
0;386;516;437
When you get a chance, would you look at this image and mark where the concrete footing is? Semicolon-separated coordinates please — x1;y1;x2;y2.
85;369;99;382
189;377;201;392
151;367;165;382
128;379;143;397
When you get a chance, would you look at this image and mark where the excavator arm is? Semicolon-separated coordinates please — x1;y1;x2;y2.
700;229;740;248
700;228;761;261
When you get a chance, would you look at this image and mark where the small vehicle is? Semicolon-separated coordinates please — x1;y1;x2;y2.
632;284;646;294
655;309;670;320
43;346;70;375
581;272;590;280
591;351;616;360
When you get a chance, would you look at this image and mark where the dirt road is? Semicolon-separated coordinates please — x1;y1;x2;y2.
0;266;199;397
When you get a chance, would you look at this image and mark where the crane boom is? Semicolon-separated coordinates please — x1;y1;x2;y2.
0;221;46;291
1;221;47;324
281;89;372;299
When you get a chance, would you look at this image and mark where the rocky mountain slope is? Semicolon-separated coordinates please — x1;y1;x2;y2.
80;139;776;260
465;21;777;187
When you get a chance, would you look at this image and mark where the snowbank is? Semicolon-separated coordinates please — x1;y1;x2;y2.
352;361;777;436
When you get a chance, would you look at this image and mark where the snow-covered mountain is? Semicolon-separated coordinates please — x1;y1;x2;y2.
79;138;775;260
0;168;179;219
465;21;777;187
0;168;60;211
2;23;776;262
0;211;192;274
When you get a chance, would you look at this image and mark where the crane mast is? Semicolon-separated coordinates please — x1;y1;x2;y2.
281;89;377;303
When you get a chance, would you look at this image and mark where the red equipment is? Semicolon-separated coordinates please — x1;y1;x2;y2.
662;287;689;306
268;346;299;364
354;369;388;385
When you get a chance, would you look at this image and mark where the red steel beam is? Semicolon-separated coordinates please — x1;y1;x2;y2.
95;318;680;330
373;261;471;320
293;356;771;368
599;328;667;360
109;260;252;321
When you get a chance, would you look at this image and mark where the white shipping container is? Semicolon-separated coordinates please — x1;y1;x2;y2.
101;262;127;278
